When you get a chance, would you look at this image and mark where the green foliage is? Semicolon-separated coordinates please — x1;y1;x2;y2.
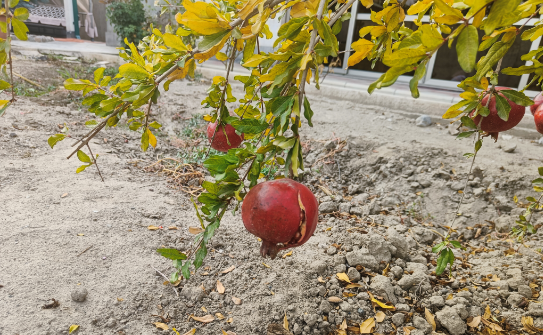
511;167;543;241
433;238;465;276
106;0;148;47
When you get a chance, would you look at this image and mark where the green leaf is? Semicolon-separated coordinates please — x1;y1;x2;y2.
314;19;338;57
170;271;179;283
476;40;514;81
457;131;476;139
450;241;462;249
198;30;231;51
64;78;95;91
494;94;511;121
119;63;149;80
479;106;490;117
77;150;92;163
501;65;539;76
94;67;105;84
141;129;149;152
526;196;538;202
181;260;191;279
484;0;521;35
149;121;162;129
193;244;207;269
76;164;90;173
432;242;446;253
9;0;19;8
461;116;477;129
156;248;187;260
230;118;268;134
474;139;482;153
47;133;66;149
13;7;29;21
273;136;296;150
268;95;295;117
435;248;449;275
456;25;478;73
499;90;534;107
163;33;188;51
532;177;543;184
539;167;543;176
410;62;426;99
303;96;314;127
12;18;28;41
0;80;10;90
85;120;98;128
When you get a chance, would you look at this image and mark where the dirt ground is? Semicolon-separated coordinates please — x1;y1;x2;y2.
2;57;543;335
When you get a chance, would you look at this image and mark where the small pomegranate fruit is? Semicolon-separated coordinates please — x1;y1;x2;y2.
531;92;543;115
470;87;526;140
241;179;319;259
207;122;244;152
534;104;543;134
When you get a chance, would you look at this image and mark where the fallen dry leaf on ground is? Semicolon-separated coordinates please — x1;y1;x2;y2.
403;326;415;335
262;262;270;268
345;283;362;289
336;273;351;283
359;318;375;334
68;325;79;333
425;308;436;331
522;316;543;333
318;276;326;283
153;322;169;330
177;329;195;335
147;225;160;231
282;251;293;258
222;265;235;274
61;193;68;198
467;316;481;328
375;311;386;322
216;312;225;320
188;227;204;234
201;306;207;313
189;314;214;323
328;297;342;303
168;226;178;230
232;296;242;305
283;311;289;330
217;280;225;294
41;298;59;309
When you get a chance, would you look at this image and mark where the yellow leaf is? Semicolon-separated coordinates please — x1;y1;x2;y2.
148;225;160;231
360;318;375;333
181;329;196;335
194;31;232;62
213;76;226;84
375;311;386;322
190;314;215;323
347;39;374;67
425;308;436;331
251;7;271;36
262;262;270;268
300;53;312;71
238;0;265;19
201;306;208;313
216;312;226;320
182;0;215;18
243;54;268;67
216;52;228;61
176;11;229;35
189;226;204;234
467;315;481;328
360;0;373;8
442;109;463;119
371;296;395;310
434;14;462;25
480;77;489;90
203;114;213;122
407;0;433;15
459;91;478;101
282;250;293;258
318;276;326;283
147;128;157;148
284;311;289;330
232;296;242;305
69;325;80;334
336;273;351;283
217;280;225;294
434;0;463;19
345;283;362;289
371;26;387;38
446;293;453;300
472;7;485;28
154;322;169;330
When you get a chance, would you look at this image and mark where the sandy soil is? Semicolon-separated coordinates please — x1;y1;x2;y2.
1;58;543;335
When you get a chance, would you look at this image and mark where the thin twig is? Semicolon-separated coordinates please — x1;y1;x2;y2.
86;144;104;182
151;265;179;296
77;245;93;256
13;72;46;89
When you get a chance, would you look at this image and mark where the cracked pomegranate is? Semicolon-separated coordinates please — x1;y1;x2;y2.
471;87;526;139
207;122;244;152
531;92;543;115
241;179;319;259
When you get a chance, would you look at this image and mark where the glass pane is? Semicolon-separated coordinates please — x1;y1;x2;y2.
431;29;532;88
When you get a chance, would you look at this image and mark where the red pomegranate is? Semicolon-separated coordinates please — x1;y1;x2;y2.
531;92;543;115
471;87;526;139
241;179;319;259
534;104;543;134
207;122;244;152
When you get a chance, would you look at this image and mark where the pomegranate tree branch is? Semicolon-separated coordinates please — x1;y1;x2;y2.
86;143;104;182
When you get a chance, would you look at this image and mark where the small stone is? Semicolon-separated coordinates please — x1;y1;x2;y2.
339;301;352;312
392;313;405;326
391;266;403;279
436;306;467;335
319;300;332;314
319;201;338;213
326;246;338;255
346;250;379;271
310;260;327;275
419;179;432;188
304;314;319;327
450;181;464;191
395;304;410;312
9;132;17;138
71;288;88;302
495;216;514;233
501;143;517;153
335;264;346;273
413;315;432;334
293;323;302;335
410;182;421;189
429;295;445;308
369;275;397;304
333;255;346;266
507;293;525;307
416;115;432;127
347;267;361;282
339;203;351;213
507;276;526;290
517;285;533;299
324;140;336;150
